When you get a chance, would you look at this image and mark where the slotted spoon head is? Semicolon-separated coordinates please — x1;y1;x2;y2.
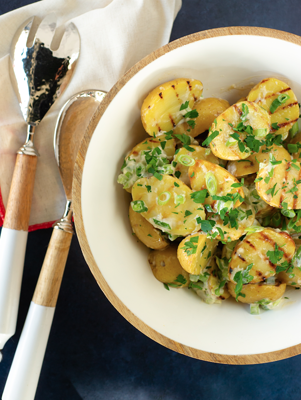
11;14;80;126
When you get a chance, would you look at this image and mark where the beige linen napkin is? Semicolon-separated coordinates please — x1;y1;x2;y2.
0;0;181;230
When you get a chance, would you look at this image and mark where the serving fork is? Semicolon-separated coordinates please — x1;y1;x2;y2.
0;14;80;353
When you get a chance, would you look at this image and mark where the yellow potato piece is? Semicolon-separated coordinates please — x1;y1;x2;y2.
129;205;168;250
177;233;218;275
173;146;220;186
148;245;190;287
132;175;205;236
227;281;286;304
119;135;176;192
256;160;301;209
247;77;299;139
189;159;244;212
228;228;295;284
173;97;230;137
227;144;290;177
207;202;255;241
141;78;203;136
208;101;270;160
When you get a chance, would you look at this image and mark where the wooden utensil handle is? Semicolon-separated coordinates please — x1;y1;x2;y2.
33;227;73;307
4;153;38;231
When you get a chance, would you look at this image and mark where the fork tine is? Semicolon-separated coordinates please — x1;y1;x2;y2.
33;13;57;49
11;16;34;56
53;22;80;59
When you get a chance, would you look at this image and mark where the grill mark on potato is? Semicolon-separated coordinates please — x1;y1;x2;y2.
244;239;256;250
186;80;192;91
169;114;176;128
279;101;298;111
193;94;197;101
279;87;291;94
236;252;246;262
159;92;163;99
233;104;242;116
277;118;298;128
264;86;291;101
171;85;175;89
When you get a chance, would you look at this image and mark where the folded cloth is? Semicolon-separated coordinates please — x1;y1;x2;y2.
0;0;181;230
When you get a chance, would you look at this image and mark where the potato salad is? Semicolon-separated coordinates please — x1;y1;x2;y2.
117;77;301;314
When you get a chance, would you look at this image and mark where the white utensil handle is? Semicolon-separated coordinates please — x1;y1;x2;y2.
2;302;55;400
0;227;28;350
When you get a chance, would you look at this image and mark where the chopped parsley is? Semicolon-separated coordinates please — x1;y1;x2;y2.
234;263;254;300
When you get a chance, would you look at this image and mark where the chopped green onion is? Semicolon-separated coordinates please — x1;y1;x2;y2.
250;303;260;315
289;121;299;138
175;194;185;205
245;225;265;235
226;137;237;147
205;149;211;156
178;154;195;167
270;93;290;114
265;276;276;285
205;172;218;196
281;209;296;218
131;200;148;213
160;164;174;175
157;191;171;205
253;128;267;138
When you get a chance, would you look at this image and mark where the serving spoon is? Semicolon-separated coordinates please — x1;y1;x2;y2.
2;90;106;400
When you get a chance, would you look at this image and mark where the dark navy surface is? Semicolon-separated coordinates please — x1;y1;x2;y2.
1;1;301;399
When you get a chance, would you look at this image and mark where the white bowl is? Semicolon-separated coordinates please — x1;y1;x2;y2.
73;27;301;364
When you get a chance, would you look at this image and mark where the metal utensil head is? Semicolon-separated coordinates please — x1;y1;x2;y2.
11;14;80;126
54;90;106;199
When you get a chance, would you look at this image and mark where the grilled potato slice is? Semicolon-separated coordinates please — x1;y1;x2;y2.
228;228;295;284
227;280;286;303
173;97;230;137
132;175;205;236
177;233;218;275
117;135;176;191
191;259;230;304
247;77;299;139
189;160;244;212
129;205;168;250
148;245;189;288
227;144;291;177
141;78;203;136
173;146;220;186
256;160;301;209
208;101;270;160
207;202;255;241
